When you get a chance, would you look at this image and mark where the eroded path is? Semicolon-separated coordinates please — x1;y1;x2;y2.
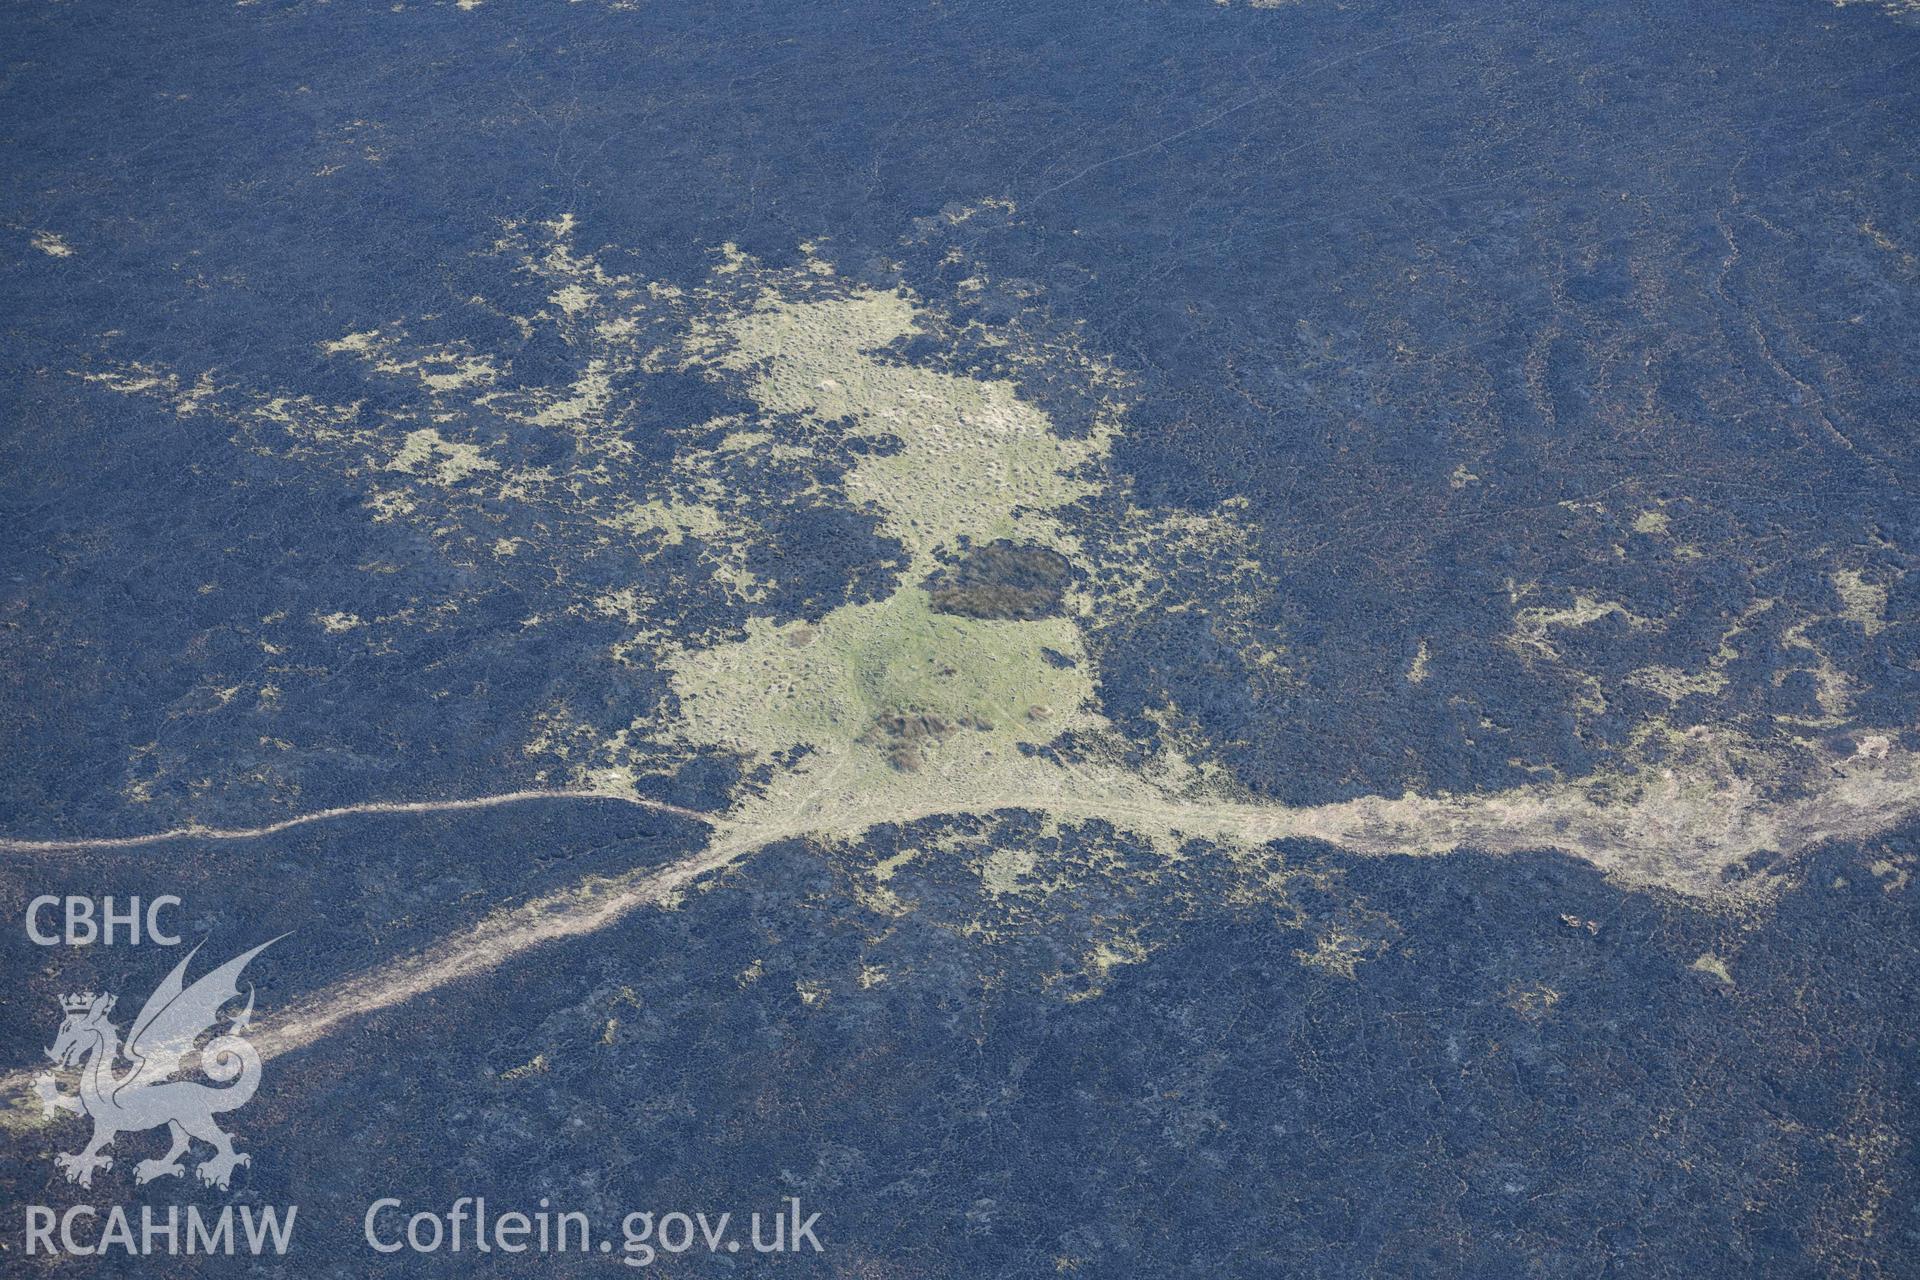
7;723;1920;1116
0;790;718;853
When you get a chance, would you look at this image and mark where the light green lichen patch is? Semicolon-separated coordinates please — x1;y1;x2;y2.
385;427;499;485
1832;569;1889;636
1628;664;1730;703
1508;591;1661;660
1408;640;1432;685
1691;953;1734;985
687;285;1110;576
636;274;1151;828
669;589;1095;772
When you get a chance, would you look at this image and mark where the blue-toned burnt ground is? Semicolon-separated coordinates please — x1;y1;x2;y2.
0;799;710;1060
3;0;1917;827
2;0;1919;1276
17;822;1919;1279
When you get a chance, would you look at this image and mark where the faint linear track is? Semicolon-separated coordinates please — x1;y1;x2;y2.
0;789;719;854
1025;20;1476;201
251;824;771;1062
0;823;767;1118
7;744;1920;1124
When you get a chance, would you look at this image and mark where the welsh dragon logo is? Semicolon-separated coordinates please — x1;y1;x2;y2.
35;939;280;1190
